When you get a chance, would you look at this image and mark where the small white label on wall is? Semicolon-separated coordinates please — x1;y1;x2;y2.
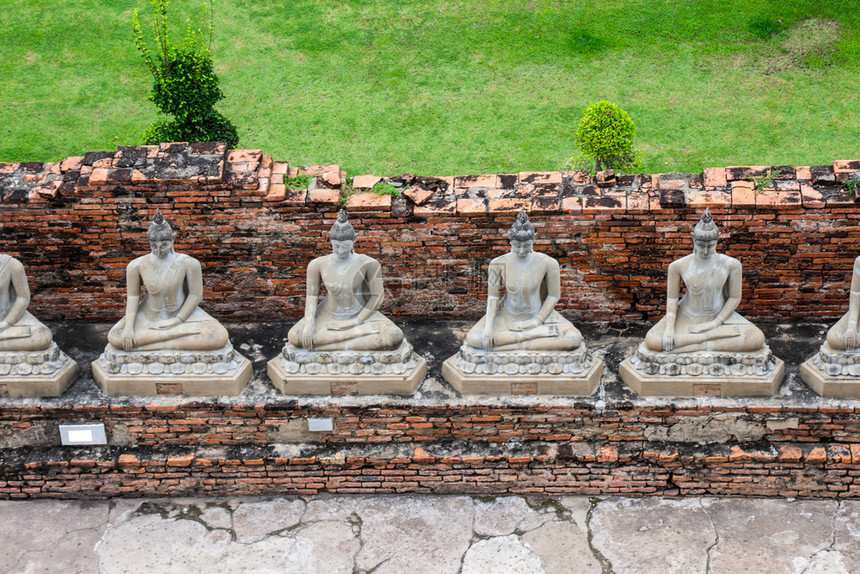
59;424;107;445
308;418;334;432
67;430;93;442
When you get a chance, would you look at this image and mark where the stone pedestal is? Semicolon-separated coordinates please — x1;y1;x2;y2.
620;343;784;397
0;343;78;397
442;344;603;395
267;341;427;396
800;343;860;398
92;343;251;396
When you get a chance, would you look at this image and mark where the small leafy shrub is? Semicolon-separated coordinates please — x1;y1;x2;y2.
283;173;311;191
845;177;860;195
338;175;354;207
371;180;400;197
752;169;778;191
565;100;642;174
133;0;238;147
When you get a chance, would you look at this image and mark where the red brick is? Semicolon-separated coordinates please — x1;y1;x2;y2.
731;181;756;206
227;149;263;163
834;160;860;174
703;167;727;188
167;454;195;467
518;171;562;184
597;446;618;463
118;454;141;467
346;192;391;211
778;446;802;463
800;184;825;208
488;198;530;213
561;196;582;213
687;189;731;208
412;447;434;463
456;198;487;215
352;175;382;189
400;185;433;206
455;174;497;188
806;448;827;464
308;188;341;205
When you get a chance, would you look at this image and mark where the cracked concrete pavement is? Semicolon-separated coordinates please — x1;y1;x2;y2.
1;495;859;573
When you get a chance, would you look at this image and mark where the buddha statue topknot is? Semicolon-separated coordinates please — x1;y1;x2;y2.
92;210;251;396
0;253;78;396
267;209;426;395
620;210;783;396
442;210;602;395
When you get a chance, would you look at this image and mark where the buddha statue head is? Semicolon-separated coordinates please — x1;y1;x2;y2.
147;209;175;259
329;209;356;259
509;209;535;258
691;209;719;259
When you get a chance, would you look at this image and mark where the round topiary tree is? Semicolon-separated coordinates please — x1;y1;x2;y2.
568;100;641;174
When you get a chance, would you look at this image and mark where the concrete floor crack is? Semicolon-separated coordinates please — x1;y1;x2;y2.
91;500;128;563
585;498;614;574
349;511;364;574
800;501;841;574
700;500;720;574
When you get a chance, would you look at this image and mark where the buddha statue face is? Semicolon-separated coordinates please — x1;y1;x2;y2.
148;231;174;259
331;239;354;260
693;238;717;259
328;209;356;261
510;239;534;259
147;209;175;259
509;209;536;259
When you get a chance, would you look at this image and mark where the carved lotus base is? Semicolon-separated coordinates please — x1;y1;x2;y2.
0;343;79;397
800;343;860;398
441;344;603;395
267;341;427;396
620;343;784;397
92;344;252;396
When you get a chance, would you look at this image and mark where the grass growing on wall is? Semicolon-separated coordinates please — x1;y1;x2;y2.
1;0;858;176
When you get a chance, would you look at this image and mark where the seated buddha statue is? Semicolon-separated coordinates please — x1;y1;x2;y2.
287;209;403;352
824;254;860;351
463;209;582;352
644;209;765;354
107;210;229;352
0;253;53;352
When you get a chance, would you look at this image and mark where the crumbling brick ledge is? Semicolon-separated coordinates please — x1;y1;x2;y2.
0;321;859;500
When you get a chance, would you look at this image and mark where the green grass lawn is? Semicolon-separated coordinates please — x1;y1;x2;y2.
1;0;858;176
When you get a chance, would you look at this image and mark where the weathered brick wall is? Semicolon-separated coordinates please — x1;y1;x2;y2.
1;402;855;449
1;400;859;499
2;439;858;499
2;144;859;323
3;145;860;500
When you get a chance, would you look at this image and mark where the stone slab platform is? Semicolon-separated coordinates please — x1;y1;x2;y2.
92;356;252;396
267;355;427;396
800;358;860;398
442;356;603;395
0;358;78;398
619;357;785;397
